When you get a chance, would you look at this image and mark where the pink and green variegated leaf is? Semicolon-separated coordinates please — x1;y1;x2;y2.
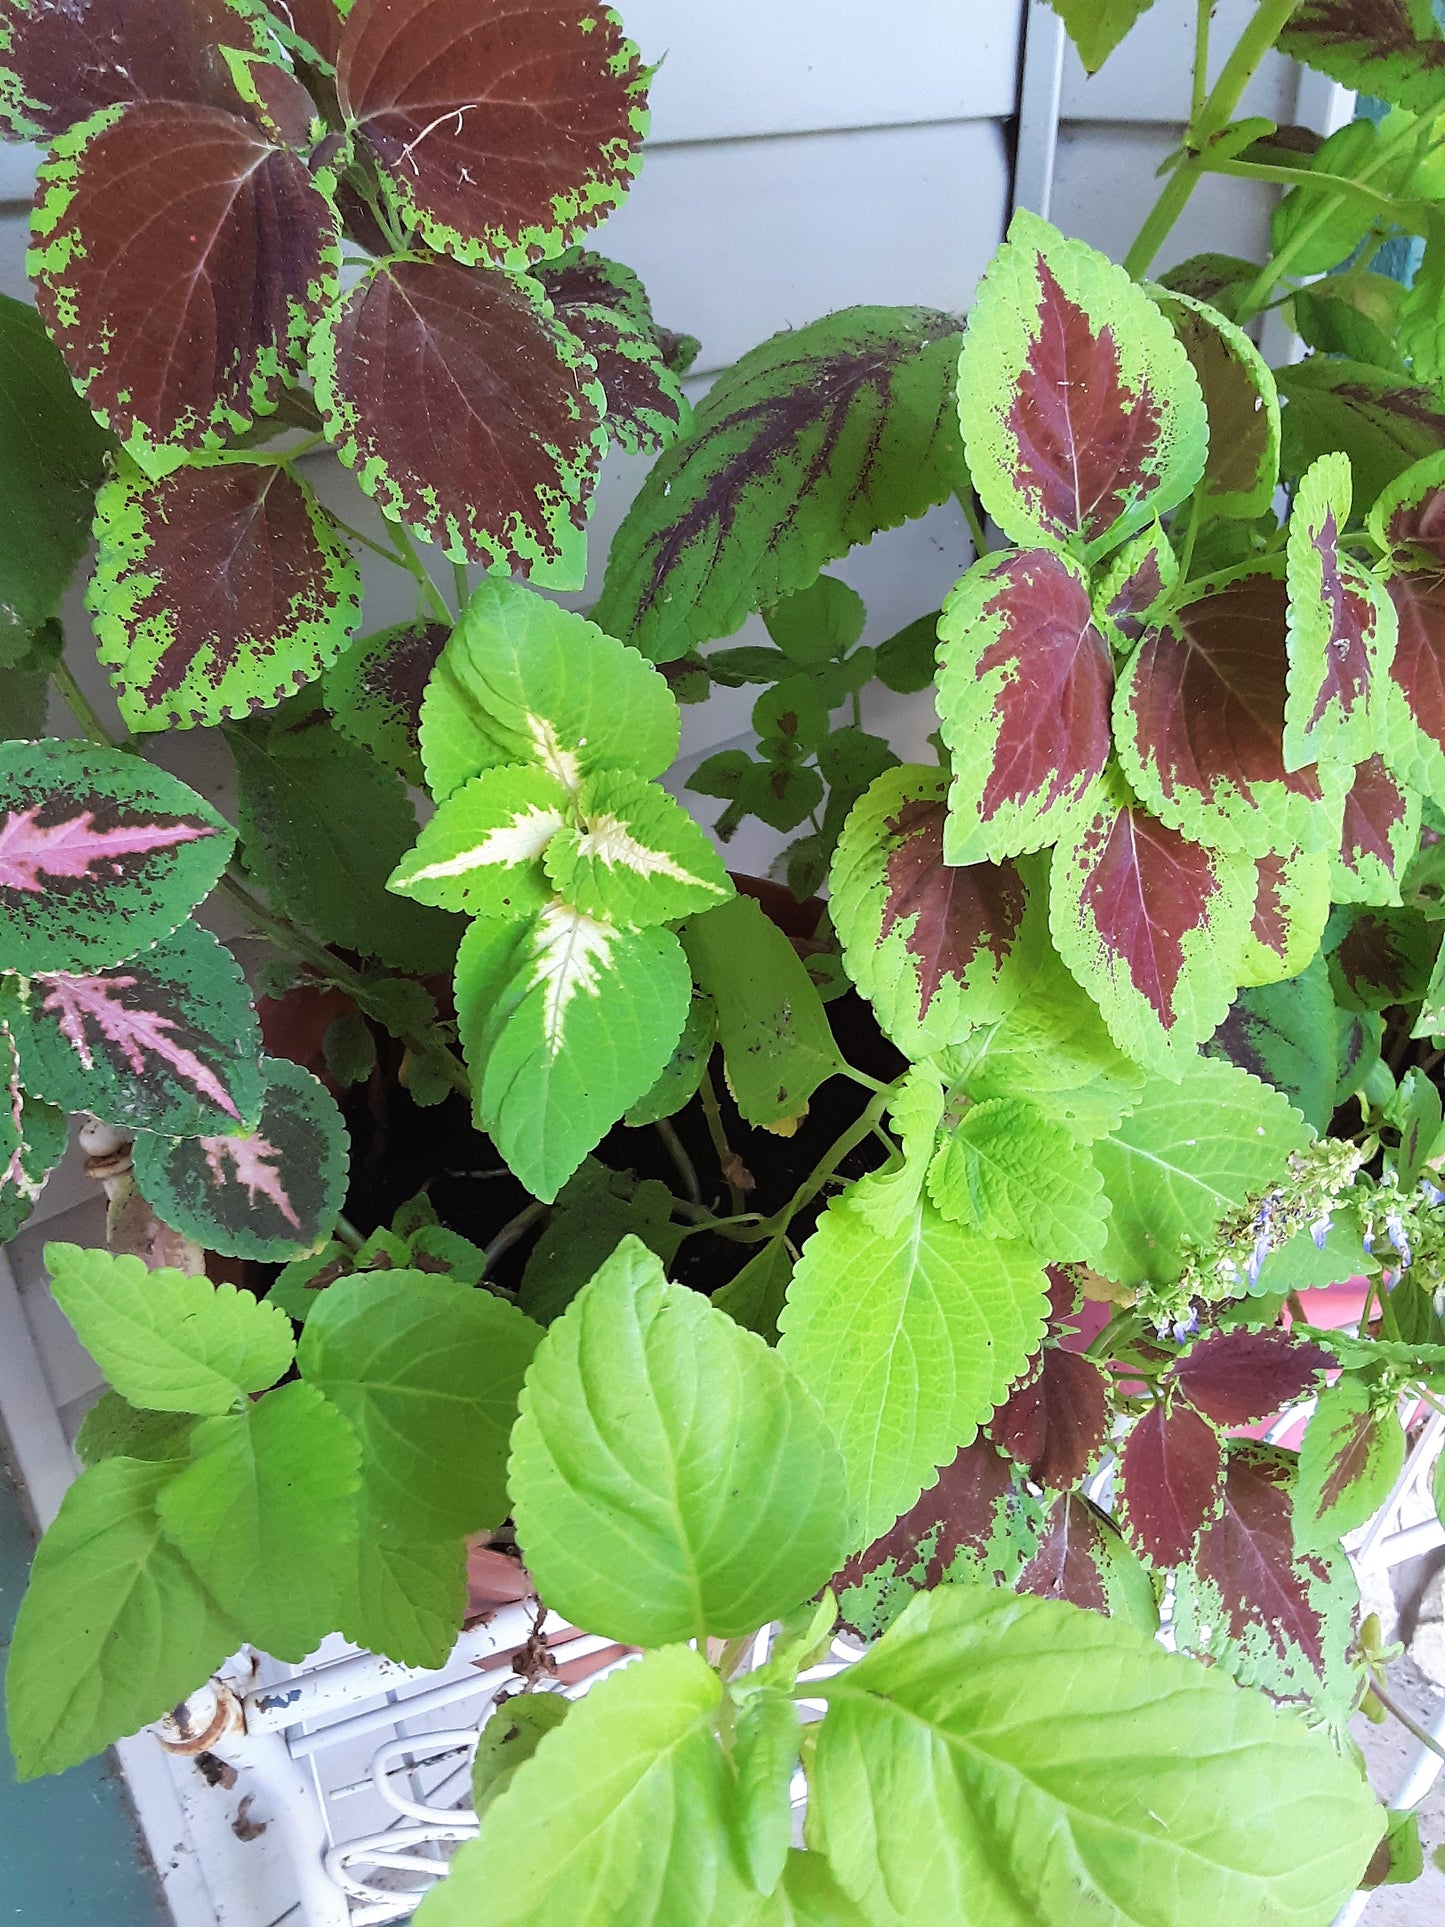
336;0;648;270
1091;522;1178;654
0;738;232;975
0;0;263;140
1117;1399;1224;1568
4;923;263;1136
830;765;1033;1060
132;1056;347;1259
1113;568;1351;858
1237;847;1332;989
1049;768;1255;1072
323;620;448;788
29;102;340;475
1333;755;1421;906
89;459;363;732
937;547;1114;863
535;250;692;457
1150;284;1281;521
958;209;1207;560
0;1020;66;1241
310;258;606;586
1285;453;1397;771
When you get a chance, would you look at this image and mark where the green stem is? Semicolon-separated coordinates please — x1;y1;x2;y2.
451;560;470;615
483;1198;547;1268
211;430;328;467
755;1079;904;1240
1190;0;1211;123
386;519;452;625
324;510;414;568
1205;156;1402;219
1365;1663;1445;1765
957;484;989;559
655;1118;702;1205
699;1069;746;1215
50;659;114;746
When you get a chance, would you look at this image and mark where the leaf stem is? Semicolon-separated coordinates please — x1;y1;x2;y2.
50;659;115;747
756;1078;904;1241
1365;1662;1445;1765
483;1198;548;1268
699;1069;746;1215
386;518;453;625
324;509;415;568
1190;0;1211;123
451;561;470;615
655;1118;702;1204
956;484;989;560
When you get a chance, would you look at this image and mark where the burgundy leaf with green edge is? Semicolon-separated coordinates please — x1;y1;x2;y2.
132;1056;347;1260
831;1436;1046;1643
29;102;340;470
1296;1375;1407;1550
535;249;691;457
986;1346;1108;1489
1372;450;1445;565
1048;768;1255;1072
1329;904;1438;1012
1380;566;1445;798
1171;1442;1358;1713
1238;846;1332;988
0;1021;66;1240
89;460;363;733
1151;284;1281;521
1117;1399;1224;1568
336;0;648;269
0;739;232;975
1016;1491;1156;1628
936;547;1113;864
1285;452;1396;771
1092;523;1177;651
1114;570;1348;859
1170;1328;1331;1428
323;620;448;787
2;923;263;1137
959;209;1206;558
310;257;605;586
1335;755;1421;905
0;0;262;140
829;765;1031;1060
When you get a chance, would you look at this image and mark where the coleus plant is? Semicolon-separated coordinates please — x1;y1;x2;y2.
10;0;1445;1916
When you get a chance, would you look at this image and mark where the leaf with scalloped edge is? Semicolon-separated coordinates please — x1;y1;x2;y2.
1016;1491;1158;1629
536;249;691;456
337;1509;467;1670
1285;453;1397;772
543;772;731;928
1115;569;1351;859
1280;0;1445;115
1048;768;1256;1073
1278;357;1445;512
30;102;339;474
987;1347;1109;1489
132;1056;347;1260
420;576;678;802
594;305;967;663
830;766;1032;1061
391;764;571;920
1091;521;1177;653
1237;845;1333;988
1117;1400;1224;1567
310;257;606;585
455;905;691;1202
959;209;1206;560
833;1436;1046;1642
0;1020;65;1240
1043;0;1156;72
89;459;362;732
323;619;447;787
927;1097;1108;1264
0;738;233;974
1335;754;1421;904
1296;1375;1406;1551
1171;1442;1359;1715
936;548;1114;863
0;0;263;140
1208;955;1338;1135
4;923;262;1136
1171;1328;1331;1428
336;0;648;269
778;1190;1048;1545
1150;283;1280;521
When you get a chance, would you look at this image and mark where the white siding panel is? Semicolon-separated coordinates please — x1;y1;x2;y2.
591;118;1011;375
1058;0;1296;123
0;139;37;201
1048;121;1275;270
625;0;1023;145
0;210;32;299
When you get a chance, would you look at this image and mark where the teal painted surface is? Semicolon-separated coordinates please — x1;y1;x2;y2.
0;1462;168;1922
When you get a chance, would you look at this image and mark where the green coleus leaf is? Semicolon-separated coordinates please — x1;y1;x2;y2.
299;1268;542;1540
157;1380;360;1663
757;1853;873;1926
45;1240;295;1414
682;894;843;1128
623;988;716;1128
413;1646;763;1927
5;1458;240;1780
1281;0;1445;115
0;1019;67;1240
390;764;573;920
809;1585;1381;1926
764;573;866;665
1238;846;1333;988
926;1097;1108;1264
1285;453;1397;771
1150;283;1281;521
1093;1055;1313;1288
510;1236;851;1645
322;618;449;787
0;737;233;975
0;622;59;737
4;922;264;1136
593;305;967;663
1048;769;1257;1074
471;1693;572;1819
420;576;678;802
73;1392;196;1470
1296;1375;1407;1551
0;294;112;654
1043;0;1154;71
131;1056;349;1261
959;209;1207;560
778;1192;1048;1545
1277;358;1445;511
1333;756;1422;906
456;905;692;1202
231;708;459;975
731;1689;800;1897
336;1506;468;1671
543;771;733;927
711;1237;795;1347
88;457;362;731
1208;954;1338;1135
517;1159;681;1325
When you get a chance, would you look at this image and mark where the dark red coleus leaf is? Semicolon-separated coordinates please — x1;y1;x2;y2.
1016;1492;1143;1617
1102;544;1169;646
336;0;649;269
264;0;347;67
1386;476;1445;562
1171;1327;1330;1428
1118;1399;1223;1566
1337;755;1419;901
987;1346;1108;1489
31;102;339;463
878;789;1028;1016
311;257;605;583
1385;567;1445;782
0;0;260;139
535;249;689;456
